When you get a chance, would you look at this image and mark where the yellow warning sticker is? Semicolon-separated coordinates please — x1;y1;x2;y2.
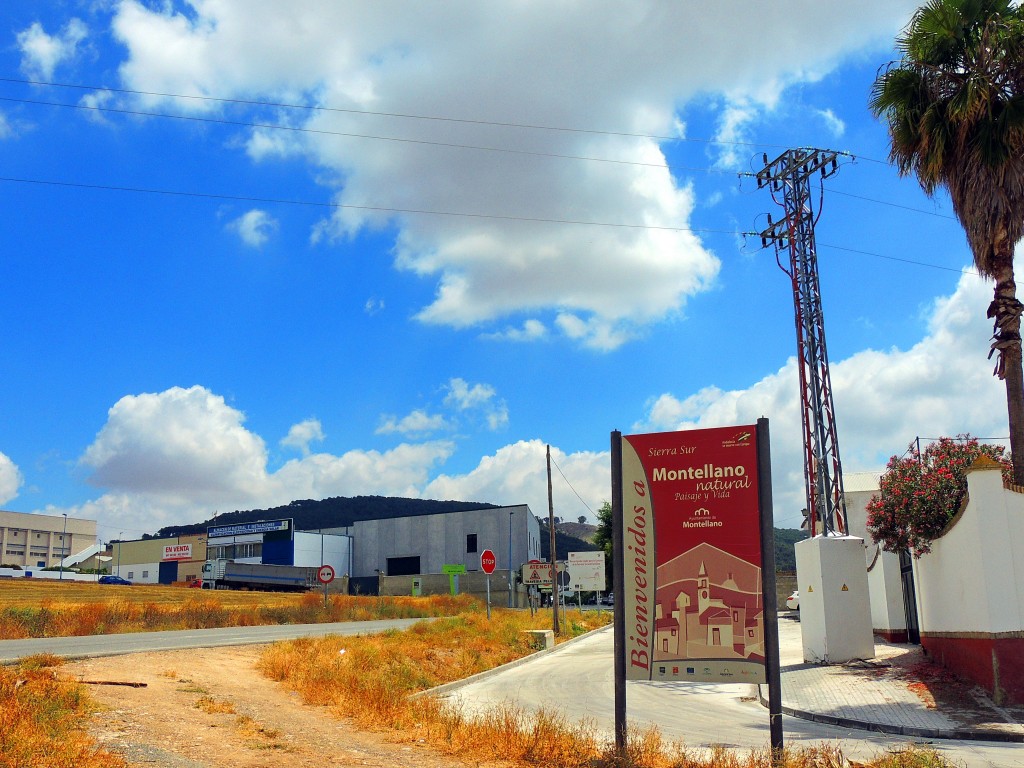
841;584;849;591
807;585;813;592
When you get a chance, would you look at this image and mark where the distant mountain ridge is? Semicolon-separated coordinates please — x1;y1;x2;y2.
153;495;499;539
151;495;804;572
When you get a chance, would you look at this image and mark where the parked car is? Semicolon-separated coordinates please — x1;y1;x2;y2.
602;592;614;605
188;579;203;588
98;575;132;586
786;590;800;610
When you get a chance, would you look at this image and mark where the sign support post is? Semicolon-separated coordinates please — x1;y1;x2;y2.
756;418;784;762
481;549;496;620
317;564;335;608
610;430;627;758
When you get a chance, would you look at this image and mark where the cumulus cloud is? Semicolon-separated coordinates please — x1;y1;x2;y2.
0;452;23;504
39;271;1005;538
376;410;449;437
634;271;1006;523
18;19;88;80
423;440;608;522
482;319;548;343
68;385;455;534
79;386;270;502
445;378;508;430
816;107;846;137
105;0;918;349
280;419;325;455
227;209;278;247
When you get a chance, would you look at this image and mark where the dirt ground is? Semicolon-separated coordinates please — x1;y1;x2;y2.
64;647;501;768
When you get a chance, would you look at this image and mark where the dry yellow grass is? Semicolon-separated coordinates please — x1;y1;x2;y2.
0;654;127;768
257;609;955;768
0;585;955;768
0;582;473;638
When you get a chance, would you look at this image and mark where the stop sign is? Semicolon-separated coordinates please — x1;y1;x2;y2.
480;549;496;574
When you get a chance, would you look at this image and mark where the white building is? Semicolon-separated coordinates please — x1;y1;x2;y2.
0;510;97;570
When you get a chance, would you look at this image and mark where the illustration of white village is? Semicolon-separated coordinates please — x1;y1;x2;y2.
654;541;764;663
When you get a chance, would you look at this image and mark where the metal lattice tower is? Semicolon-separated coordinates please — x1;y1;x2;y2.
756;148;847;537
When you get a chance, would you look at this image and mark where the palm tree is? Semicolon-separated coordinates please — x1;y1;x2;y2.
871;0;1024;483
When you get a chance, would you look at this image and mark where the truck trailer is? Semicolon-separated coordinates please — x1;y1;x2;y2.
201;559;318;591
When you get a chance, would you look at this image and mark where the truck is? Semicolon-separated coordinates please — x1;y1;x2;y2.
200;559;318;591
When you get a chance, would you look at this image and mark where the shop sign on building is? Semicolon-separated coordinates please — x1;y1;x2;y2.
162;543;192;561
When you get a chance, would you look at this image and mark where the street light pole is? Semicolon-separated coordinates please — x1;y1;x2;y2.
59;513;68;580
508;510;514;608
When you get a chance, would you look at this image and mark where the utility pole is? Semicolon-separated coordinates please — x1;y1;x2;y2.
757;148;847;536
547;444;559;634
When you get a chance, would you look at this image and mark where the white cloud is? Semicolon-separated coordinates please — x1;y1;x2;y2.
105;0;918;349
280;418;325;455
423;440;608;523
17;19;88;80
816;107;846;137
37;270;1003;538
482;319;548;343
635;271;1006;523
364;298;385;315
376;409;449;436
445;378;508;430
79;386;270;503
0;452;23;504
227;209;278;247
0;113;11;140
66;385;455;536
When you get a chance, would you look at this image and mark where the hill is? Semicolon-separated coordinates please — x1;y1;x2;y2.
153;496;499;538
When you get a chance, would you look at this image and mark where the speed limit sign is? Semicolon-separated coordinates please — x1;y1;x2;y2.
317;564;336;584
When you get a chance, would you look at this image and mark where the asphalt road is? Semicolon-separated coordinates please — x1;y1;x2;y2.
4;615;1022;767
438;625;1024;768
0;618;426;663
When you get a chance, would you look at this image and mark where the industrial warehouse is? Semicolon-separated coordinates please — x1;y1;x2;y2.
1;504;543;600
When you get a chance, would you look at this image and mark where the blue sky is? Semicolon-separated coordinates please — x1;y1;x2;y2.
0;1;1012;544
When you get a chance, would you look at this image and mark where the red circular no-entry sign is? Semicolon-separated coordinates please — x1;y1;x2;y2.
480;549;496;574
317;564;336;584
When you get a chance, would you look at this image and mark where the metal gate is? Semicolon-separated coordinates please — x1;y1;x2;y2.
899;549;920;644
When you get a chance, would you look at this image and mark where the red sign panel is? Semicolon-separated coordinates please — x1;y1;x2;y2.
317;565;335;584
480;549;496;574
620;425;765;684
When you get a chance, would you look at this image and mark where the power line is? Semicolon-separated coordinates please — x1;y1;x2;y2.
816;241;976;275
549;456;595;517
825;187;957;220
0;95;734;175
3;81;964;216
0;175;746;235
0;175;971;275
0;75;795;150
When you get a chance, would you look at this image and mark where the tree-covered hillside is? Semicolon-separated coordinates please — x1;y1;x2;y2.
154;496;499;538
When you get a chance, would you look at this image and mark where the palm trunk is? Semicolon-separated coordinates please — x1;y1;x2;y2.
989;260;1024;485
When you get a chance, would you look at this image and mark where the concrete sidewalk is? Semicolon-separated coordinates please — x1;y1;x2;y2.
771;613;1024;742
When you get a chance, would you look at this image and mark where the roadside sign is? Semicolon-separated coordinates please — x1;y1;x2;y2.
480;549;496;574
567;551;606;591
317;564;335;584
521;561;565;585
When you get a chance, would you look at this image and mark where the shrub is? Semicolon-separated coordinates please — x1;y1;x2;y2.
866;435;1010;556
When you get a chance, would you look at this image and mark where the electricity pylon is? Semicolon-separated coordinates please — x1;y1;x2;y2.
757;148;847;536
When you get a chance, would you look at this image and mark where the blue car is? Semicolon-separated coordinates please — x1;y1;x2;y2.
98;575;132;585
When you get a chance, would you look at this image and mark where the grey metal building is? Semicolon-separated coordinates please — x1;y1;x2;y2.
351;504;540;576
